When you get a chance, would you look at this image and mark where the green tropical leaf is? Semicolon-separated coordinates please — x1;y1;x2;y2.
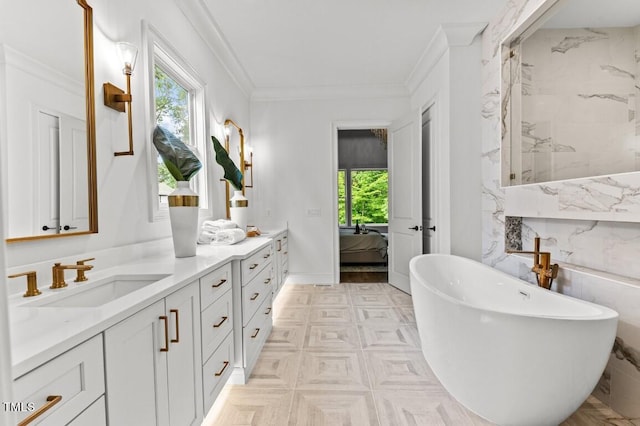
152;125;202;181
211;135;243;190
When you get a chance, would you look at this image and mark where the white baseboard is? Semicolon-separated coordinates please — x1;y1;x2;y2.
285;273;335;285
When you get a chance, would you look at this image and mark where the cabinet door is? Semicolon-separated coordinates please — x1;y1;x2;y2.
104;299;169;426
166;282;203;426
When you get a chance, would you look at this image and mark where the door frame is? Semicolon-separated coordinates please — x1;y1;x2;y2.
331;120;392;284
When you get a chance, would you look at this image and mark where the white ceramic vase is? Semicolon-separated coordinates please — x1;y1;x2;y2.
229;190;248;232
168;181;199;257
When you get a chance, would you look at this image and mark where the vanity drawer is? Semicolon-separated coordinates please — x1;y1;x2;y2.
13;335;105;426
243;295;273;371
68;396;106;426
200;262;232;310
202;332;234;411
241;245;272;284
242;265;273;326
201;288;233;363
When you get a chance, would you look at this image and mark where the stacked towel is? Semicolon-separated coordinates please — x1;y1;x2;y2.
197;219;246;245
202;219;237;232
212;229;246;245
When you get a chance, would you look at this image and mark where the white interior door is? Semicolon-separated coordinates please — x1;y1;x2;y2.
59;114;88;233
36;111;60;235
388;110;422;294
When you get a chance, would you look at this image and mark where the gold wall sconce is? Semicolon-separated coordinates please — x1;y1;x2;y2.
104;42;138;156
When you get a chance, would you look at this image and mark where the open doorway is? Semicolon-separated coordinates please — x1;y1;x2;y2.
422;107;434;254
337;129;389;283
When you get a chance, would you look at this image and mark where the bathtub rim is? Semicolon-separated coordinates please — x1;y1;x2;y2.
409;253;619;321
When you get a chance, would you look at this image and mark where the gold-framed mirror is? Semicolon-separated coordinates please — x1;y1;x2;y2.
501;0;640;187
1;0;98;242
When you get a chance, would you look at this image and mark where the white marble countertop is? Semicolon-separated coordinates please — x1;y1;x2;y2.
8;235;280;379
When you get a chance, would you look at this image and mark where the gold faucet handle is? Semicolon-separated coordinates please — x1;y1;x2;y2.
8;271;41;297
74;258;95;282
546;263;559;279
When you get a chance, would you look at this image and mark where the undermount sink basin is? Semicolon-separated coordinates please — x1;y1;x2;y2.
25;274;170;308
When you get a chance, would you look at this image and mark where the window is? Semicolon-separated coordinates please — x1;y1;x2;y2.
338;168;388;226
154;65;191;204
146;25;209;220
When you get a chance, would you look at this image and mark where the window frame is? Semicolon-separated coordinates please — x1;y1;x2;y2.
341;167;389;227
143;23;211;222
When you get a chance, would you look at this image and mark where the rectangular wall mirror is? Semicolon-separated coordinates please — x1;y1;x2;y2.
0;0;98;242
502;0;640;187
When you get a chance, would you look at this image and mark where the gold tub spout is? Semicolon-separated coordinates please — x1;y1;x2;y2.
506;237;559;289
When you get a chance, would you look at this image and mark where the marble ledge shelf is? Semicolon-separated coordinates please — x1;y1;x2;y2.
508;253;640;290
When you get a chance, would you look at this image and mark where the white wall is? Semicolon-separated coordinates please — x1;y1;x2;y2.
1;0;250;269
409;25;486;261
250;96;410;283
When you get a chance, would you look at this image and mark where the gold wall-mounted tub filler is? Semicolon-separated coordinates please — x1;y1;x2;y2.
506;237;559;290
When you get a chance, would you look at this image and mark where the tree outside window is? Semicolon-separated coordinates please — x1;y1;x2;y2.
338;169;388;226
154;65;191;202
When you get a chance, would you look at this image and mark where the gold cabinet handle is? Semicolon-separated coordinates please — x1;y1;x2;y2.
213;316;228;328
170;309;179;343
263;253;270;259
250;292;259;301
159;316;169;352
249;263;259;270
264;307;272;315
212;278;227;288
276;240;282;251
18;395;62;426
264;278;271;285
214;361;229;377
251;328;260;338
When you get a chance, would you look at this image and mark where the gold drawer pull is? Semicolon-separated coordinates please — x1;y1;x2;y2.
264;307;272;315
160;316;169;352
250;292;260;301
212;278;227;288
264;278;271;284
263;253;270;259
249;263;259;270
213;316;228;328
284;251;288;255
251;328;260;338
18;395;62;426
214;361;230;377
170;309;180;343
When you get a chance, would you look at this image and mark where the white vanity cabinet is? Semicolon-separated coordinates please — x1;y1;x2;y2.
230;244;274;383
104;280;203;426
199;263;234;411
12;334;105;425
274;231;289;296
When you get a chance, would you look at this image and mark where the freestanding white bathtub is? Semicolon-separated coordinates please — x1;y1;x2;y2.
409;254;618;426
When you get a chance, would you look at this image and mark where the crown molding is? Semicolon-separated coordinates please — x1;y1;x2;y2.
251;84;409;102
174;0;254;98
405;22;487;94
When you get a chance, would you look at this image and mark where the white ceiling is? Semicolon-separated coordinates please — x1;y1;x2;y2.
195;0;509;94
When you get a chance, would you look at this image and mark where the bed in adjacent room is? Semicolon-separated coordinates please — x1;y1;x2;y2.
339;228;388;264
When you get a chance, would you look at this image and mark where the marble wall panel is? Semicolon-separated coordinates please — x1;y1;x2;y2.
482;0;640;418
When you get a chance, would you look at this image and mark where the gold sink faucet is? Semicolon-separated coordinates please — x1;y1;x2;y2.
51;262;94;289
74;258;95;282
506;237;559;289
8;271;41;297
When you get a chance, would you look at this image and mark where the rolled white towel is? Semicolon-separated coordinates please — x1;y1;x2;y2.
212;228;247;245
197;230;216;245
202;219;237;233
